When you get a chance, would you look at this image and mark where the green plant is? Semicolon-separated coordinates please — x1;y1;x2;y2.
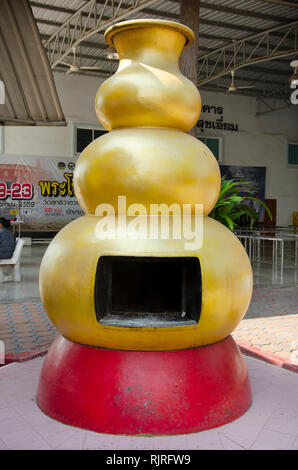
209;176;272;231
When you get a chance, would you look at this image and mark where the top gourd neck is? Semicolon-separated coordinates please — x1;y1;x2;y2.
105;20;194;64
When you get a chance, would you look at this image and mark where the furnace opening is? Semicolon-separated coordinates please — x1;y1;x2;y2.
95;256;201;327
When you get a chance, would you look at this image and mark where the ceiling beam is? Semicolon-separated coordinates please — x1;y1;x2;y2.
41;33;106;52
212;75;285;87
29;0;295;100
55;64;110;78
57;51;290;81
237;64;289;77
30;1;296;43
36;18;294;64
38;16;293;68
55;62;287;91
259;0;298;8
32;0;294;93
30;0;298;24
52;44;290;81
40;31;292;74
36;16;231;50
43;0;163;68
55;52;288;88
198;19;298;85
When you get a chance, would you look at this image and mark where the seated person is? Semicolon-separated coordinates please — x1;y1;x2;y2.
0;217;16;259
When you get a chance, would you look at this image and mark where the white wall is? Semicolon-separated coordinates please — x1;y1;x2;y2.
3;73;105;157
54;72;102;127
1;71;298;225
199;90;298;226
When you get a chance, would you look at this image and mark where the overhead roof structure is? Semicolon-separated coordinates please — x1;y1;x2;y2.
0;0;297;123
0;0;65;126
29;0;298;106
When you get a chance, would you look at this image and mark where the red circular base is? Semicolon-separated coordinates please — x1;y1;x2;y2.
36;335;252;435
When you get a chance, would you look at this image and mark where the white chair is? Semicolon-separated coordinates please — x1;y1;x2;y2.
0;238;25;282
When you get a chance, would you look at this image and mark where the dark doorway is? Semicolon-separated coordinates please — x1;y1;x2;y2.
95;256;202;327
264;199;277;227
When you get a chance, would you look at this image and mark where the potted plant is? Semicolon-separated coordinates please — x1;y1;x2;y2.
209;176;272;231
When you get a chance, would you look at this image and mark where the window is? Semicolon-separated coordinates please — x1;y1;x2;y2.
288;142;298;166
198;136;223;162
73;125;108;154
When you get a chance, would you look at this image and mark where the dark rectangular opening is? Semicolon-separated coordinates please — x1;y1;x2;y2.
76;128;93;153
95;256;201;327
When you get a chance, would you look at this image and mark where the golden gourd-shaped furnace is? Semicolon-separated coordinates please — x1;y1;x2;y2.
37;19;253;436
39;19;253;351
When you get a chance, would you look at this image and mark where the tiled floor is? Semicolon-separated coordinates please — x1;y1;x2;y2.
233;287;298;362
0;354;297;450
0;301;57;358
0;243;297;450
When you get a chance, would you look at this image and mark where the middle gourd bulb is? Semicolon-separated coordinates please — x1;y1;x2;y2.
74;128;221;216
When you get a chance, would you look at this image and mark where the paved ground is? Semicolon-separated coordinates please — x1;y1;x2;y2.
0;285;297;450
0;301;56;360
0;286;297;367
233;287;298;364
0;354;297;450
1;246;297;450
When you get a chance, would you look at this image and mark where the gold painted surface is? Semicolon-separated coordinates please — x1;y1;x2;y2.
74;128;221;216
95;20;201;131
39;216;253;351
40;19;253;351
105;19;195;48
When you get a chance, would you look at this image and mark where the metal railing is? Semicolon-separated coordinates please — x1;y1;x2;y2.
235;227;298;268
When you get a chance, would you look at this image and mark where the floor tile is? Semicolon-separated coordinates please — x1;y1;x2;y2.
264;407;298;435
218;435;246;450
291;436;298;450
1;428;48;450
0;437;9;450
83;432;121;450
250;429;297;450
184;429;224;450
217;420;265;450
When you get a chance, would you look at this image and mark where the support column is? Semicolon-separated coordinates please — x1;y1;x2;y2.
179;0;200;136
